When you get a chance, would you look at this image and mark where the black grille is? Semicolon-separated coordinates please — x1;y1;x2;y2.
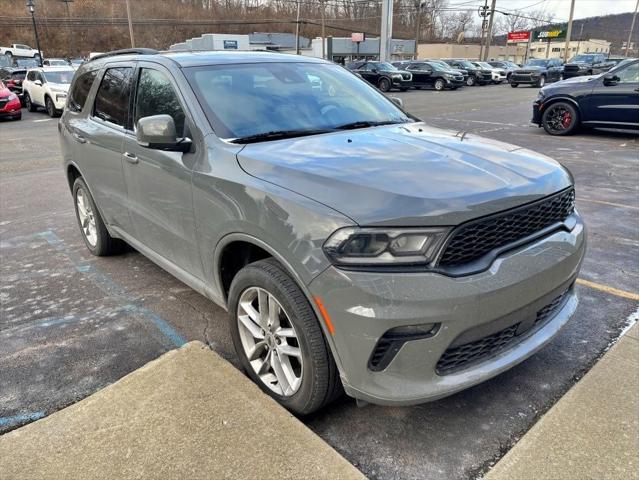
438;188;575;268
564;65;580;72
436;288;571;375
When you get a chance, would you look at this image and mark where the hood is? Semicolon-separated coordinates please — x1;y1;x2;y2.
518;65;546;72
47;82;70;92
236;123;572;226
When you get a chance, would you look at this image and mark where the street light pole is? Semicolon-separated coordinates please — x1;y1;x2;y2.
563;0;575;62
59;0;74;57
295;0;300;55
26;0;43;67
125;0;135;48
379;0;393;61
626;0;639;58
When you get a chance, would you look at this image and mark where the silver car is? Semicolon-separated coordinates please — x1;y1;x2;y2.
59;49;586;414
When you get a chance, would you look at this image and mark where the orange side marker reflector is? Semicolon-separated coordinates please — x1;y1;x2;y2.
314;296;335;336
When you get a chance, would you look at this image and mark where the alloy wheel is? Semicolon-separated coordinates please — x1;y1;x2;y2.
46;98;54;117
237;286;303;397
544;104;574;134
76;187;97;247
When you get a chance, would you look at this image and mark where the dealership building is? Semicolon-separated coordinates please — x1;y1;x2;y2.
169;33;416;62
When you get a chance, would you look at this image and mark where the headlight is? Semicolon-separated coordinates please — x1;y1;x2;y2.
392;74;403;79
8;93;17;100
323;227;450;266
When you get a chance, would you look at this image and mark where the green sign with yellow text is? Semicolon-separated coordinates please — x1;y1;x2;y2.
532;29;566;41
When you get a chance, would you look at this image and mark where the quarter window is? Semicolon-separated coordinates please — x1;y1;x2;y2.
93;67;133;127
69;69;98;112
134;68;185;135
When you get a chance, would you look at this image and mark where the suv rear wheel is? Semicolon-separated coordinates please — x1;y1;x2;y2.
228;258;341;415
72;177;124;256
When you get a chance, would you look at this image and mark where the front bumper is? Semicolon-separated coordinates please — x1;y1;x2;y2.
532;101;542;125
512;73;542;84
310;215;586;405
51;93;67;110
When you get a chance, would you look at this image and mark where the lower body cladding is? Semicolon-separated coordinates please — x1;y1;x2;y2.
309;217;586;406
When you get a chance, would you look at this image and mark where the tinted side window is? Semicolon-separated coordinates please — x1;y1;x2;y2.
93;67;133;127
134;68;185;135
69;69;98;112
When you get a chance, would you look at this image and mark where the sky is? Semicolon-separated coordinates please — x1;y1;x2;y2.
476;0;638;22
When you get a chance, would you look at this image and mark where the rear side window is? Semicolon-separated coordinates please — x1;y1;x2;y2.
134;68;185;135
93;67;133;127
69;70;98;112
27;71;36;81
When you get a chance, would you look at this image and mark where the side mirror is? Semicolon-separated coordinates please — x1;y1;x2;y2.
389;97;403;109
603;74;619;86
34;80;42;86
136;114;191;153
371;68;378;74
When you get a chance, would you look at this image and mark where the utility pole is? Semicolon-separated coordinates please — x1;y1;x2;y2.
483;0;496;60
576;22;584;55
295;0;300;55
414;0;422;60
478;0;489;60
59;0;73;57
320;0;326;59
563;0;575;62
379;0;393;61
626;0;639;57
125;0;135;48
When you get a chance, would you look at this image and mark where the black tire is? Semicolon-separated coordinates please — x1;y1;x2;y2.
45;96;59;117
507;73;512;83
511;83;519;88
378;77;391;92
4;51;11;58
541;101;579;136
400;88;408;92
24;92;37;112
72;176;124;256
434;79;445;91
228;258;341;415
466;75;476;86
536;75;546;88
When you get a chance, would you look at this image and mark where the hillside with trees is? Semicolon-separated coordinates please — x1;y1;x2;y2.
0;0;635;57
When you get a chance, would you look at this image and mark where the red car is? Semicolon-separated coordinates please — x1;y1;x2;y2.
0;81;21;120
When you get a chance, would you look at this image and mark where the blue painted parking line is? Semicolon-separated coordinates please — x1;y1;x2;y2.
0;412;45;427
36;230;186;348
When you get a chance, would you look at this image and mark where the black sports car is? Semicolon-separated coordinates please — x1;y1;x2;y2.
532;59;639;135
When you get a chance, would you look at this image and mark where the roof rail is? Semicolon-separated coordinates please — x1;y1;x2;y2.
89;48;159;62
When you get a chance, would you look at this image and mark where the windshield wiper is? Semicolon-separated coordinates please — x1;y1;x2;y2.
333;120;409;131
230;129;332;144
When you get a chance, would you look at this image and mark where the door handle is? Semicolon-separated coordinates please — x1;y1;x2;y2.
123;152;139;164
72;132;86;144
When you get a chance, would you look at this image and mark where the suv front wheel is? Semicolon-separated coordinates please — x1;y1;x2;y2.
228;258;341;415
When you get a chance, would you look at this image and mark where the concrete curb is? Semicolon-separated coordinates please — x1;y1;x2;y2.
486;321;639;480
0;341;365;480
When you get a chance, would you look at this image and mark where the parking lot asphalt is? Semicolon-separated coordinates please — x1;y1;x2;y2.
1;83;638;480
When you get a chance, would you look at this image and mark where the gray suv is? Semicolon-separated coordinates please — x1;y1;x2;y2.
59;49;586;414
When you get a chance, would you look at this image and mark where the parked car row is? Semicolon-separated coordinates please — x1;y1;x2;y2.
0;64;75;121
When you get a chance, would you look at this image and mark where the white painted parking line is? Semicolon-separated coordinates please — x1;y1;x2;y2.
32;119;52;123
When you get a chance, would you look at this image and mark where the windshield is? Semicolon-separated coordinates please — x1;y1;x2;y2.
375;62;397;71
43;70;74;84
186;62;412;141
477;62;493;69
569;54;599;63
16;59;38;67
457;61;475;69
426;62;446;72
608;59;634;73
525;59;548;67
